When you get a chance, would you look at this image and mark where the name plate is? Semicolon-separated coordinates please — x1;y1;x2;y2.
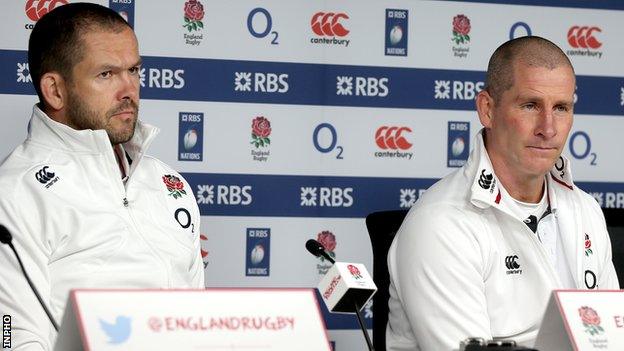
54;288;331;351
535;290;624;351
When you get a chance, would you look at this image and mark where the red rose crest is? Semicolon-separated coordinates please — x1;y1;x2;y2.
452;14;471;45
316;231;336;262
578;306;604;336
251;116;271;148
183;0;204;32
162;174;187;199
584;233;593;256
347;264;363;279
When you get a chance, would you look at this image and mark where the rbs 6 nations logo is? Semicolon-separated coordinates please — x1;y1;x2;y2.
385;9;408;56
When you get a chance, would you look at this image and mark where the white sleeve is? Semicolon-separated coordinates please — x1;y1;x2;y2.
388;205;492;351
0;200;54;350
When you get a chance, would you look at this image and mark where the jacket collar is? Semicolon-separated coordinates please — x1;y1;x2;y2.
469;129;575;211
27;104;159;164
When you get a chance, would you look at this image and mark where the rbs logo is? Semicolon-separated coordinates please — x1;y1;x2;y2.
300;187;353;207
196;185;252;205
139;68;185;89
434;80;484;100
234;72;289;93
336;76;389;97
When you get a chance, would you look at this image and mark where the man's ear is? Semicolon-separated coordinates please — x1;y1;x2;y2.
39;72;67;111
476;90;494;129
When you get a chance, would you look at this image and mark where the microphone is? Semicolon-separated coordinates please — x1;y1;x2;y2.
305;239;335;264
0;224;59;332
305;240;376;351
0;225;11;244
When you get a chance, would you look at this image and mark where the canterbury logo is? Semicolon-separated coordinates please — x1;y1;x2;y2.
311;12;350;37
477;169;493;190
35;166;55;184
567;26;602;49
25;0;68;22
505;255;520;270
375;126;412;150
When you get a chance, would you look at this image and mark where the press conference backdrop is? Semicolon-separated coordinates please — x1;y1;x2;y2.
2;0;624;349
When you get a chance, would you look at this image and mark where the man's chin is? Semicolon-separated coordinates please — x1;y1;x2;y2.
525;163;557;178
108;128;136;145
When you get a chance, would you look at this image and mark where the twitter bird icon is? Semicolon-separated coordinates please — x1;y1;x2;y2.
99;316;132;344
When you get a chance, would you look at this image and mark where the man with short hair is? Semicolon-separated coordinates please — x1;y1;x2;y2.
0;4;204;349
386;36;619;350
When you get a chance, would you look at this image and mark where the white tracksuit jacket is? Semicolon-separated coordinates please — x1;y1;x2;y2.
0;106;204;350
386;131;619;351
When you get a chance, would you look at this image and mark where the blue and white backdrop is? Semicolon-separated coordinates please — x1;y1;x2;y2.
1;0;624;349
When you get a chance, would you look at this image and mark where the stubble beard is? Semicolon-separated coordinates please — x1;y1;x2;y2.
66;90;139;145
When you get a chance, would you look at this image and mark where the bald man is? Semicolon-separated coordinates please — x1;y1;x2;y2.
386;36;619;350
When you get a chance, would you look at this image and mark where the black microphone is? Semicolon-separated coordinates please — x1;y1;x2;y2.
305;239;335;264
305;239;375;351
0;225;11;244
0;224;59;332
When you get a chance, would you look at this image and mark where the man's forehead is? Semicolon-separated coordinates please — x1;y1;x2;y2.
510;63;575;87
78;27;139;62
80;26;137;49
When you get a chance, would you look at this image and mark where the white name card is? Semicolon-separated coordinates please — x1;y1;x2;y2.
54;288;331;351
535;290;624;351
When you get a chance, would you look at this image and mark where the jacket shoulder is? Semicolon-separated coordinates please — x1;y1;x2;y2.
0;144;54;199
140;155;188;179
416;168;474;212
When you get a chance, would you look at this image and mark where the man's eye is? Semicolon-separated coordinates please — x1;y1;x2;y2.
99;71;112;78
129;67;139;75
555;105;570;113
522;103;536;110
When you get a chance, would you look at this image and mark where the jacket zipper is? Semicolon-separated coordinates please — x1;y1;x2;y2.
104;145;172;286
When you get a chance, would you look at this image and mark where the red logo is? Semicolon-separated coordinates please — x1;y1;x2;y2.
323;275;341;299
200;234;209;258
251;116;271;148
162;174;187;199
375;126;412;150
579;306;604;336
452;14;471;45
25;0;68;22
567;26;602;49
315;230;337;264
347;264;363;279
311;12;349;37
183;0;205;33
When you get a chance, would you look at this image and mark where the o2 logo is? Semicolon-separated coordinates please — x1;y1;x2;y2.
247;8;279;45
569;131;597;166
509;22;532;40
313;123;344;159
